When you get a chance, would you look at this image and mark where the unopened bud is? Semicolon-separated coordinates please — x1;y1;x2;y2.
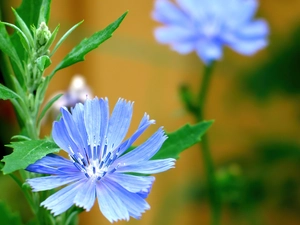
36;22;51;47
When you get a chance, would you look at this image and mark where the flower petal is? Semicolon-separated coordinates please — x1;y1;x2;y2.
107;173;155;193
152;0;189;25
97;179;150;220
106;99;133;152
27;173;84;191
228;38;268;55
195;40;223;64
117;158;175;174
26;154;78;175
154;25;195;45
41;180;85;216
52;119;78;155
96;181;129;223
117;113;155;156
114;127;166;166
235;19;269;38
73;179;96;211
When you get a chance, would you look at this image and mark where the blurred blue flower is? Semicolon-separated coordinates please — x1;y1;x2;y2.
26;97;175;222
152;0;269;64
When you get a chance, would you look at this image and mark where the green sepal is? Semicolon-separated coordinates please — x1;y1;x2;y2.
1;139;60;174
36;55;51;71
152;120;214;160
50;11;128;77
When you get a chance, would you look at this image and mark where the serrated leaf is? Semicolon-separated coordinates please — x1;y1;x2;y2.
152;121;214;160
1;139;60;174
0;201;23;225
0;83;20;100
36;55;51;71
51;11;127;76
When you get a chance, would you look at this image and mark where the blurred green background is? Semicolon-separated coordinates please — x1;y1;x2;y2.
1;0;300;225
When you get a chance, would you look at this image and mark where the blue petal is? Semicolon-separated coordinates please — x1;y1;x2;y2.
114;128;167;166
116;158;175;174
195;40;223;64
73;179;96;211
235;20;269;38
84;97;101;159
117;113;155;156
176;0;208;20
96;181;129;222
154;26;195;45
225;0;258;27
52;119;78;155
152;0;189;25
42;180;85;216
97;179;150;221
228;38;268;55
107;173;155;193
106;99;133;153
26;154;78;175
60;107;87;159
27;173;84;191
70;103;89;155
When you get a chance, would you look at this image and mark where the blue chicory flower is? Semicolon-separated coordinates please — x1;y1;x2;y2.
152;0;269;64
26;97;175;222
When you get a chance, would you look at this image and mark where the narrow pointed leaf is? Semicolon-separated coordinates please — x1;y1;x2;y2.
50;21;83;57
0;84;20;100
51;11;127;76
1;139;60;174
152;120;214;160
38;93;63;124
0;23;21;65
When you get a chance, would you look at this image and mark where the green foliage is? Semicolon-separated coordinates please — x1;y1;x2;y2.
0;83;21;100
51;11;128;76
0;201;23;225
1;139;60;174
36;55;51;72
240;27;300;100
152;120;214;160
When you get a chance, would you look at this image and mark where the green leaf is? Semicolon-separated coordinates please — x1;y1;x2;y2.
1;139;60;174
37;93;63;125
152;120;214;160
0;23;21;66
15;0;48;28
0;83;20;100
50;21;83;57
50;11;128;76
11;8;34;48
0;201;23;225
36;55;51;71
38;0;52;25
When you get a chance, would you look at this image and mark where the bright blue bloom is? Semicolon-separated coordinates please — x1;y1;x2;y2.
26;97;175;222
152;0;269;64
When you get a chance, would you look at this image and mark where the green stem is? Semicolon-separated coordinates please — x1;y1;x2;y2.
197;62;221;225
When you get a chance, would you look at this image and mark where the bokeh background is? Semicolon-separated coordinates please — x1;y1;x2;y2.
1;0;300;225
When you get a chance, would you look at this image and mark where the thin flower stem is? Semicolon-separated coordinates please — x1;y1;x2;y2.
196;62;221;225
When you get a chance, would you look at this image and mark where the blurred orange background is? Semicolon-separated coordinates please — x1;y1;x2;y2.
1;0;300;225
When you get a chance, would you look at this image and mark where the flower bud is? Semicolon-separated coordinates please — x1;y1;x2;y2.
36;22;51;47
